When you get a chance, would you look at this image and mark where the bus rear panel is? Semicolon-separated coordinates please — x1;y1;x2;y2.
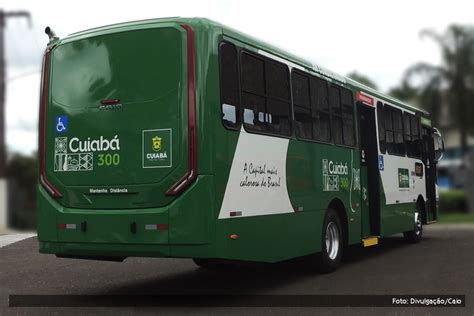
38;21;212;260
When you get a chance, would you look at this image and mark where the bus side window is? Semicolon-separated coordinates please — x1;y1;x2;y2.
329;85;343;145
219;42;240;128
311;77;331;142
241;53;265;131
241;52;291;136
292;71;312;139
392;108;405;156
411;115;421;158
377;102;386;153
404;112;422;159
384;105;395;154
403;112;412;156
385;105;407;156
265;61;291;136
340;88;355;146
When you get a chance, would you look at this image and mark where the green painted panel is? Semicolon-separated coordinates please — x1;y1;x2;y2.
216;211;323;263
168;176;214;246
380;203;415;236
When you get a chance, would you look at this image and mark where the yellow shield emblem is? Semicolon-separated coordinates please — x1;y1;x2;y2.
152;136;162;152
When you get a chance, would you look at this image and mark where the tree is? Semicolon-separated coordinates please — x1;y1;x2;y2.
388;80;442;128
399;24;474;214
401;24;474;154
6;152;38;229
346;71;378;90
388;81;418;103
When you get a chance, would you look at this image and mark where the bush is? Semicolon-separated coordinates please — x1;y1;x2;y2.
6;153;38;230
439;189;468;213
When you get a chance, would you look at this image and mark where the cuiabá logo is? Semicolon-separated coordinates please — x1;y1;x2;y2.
152;136;162;152
143;129;172;168
322;159;348;175
69;135;120;153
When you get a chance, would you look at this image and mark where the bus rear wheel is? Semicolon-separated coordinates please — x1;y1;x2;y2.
312;209;343;273
403;208;423;243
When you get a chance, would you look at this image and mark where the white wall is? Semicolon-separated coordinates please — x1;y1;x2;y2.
0;179;7;229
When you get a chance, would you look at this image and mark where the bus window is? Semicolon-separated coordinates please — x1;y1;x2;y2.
393;108;405;155
219;42;240;128
265;61;291;136
384;105;395;154
385;105;405;156
411;115;421;158
292;71;312;139
243;93;266;130
404;112;422;158
403;112;412;155
341;88;355;146
329;85;343;145
329;85;355;147
267;98;291;135
433;128;445;161
377;102;386;153
241;53;266;131
241;52;291;136
311;77;331;142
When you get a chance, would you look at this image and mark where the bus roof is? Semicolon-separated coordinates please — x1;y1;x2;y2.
62;17;429;116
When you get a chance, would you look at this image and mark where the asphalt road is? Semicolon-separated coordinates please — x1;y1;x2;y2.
1;225;473;315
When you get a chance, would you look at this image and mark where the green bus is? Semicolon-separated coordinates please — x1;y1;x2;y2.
38;17;445;272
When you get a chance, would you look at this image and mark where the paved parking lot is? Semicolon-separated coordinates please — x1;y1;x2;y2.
0;225;473;315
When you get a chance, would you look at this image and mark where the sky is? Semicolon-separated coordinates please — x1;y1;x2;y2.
1;0;474;155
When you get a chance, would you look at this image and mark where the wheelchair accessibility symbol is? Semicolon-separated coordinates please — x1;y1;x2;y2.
55;115;68;133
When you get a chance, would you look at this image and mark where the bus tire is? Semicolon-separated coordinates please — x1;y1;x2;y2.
403;208;423;243
314;209;343;273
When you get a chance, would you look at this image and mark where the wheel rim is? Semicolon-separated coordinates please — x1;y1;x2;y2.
415;211;422;236
325;221;340;260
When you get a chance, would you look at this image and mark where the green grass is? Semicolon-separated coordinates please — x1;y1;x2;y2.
438;212;474;224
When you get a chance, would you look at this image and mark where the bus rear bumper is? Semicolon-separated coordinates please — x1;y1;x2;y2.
39;241;170;259
39;241;213;260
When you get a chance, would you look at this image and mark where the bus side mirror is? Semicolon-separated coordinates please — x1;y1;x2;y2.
433;128;444;162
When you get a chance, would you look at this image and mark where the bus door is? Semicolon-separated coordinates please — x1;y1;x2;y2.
422;126;437;222
357;103;381;236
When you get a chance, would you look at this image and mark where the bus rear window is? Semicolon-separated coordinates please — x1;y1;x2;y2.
51;28;182;108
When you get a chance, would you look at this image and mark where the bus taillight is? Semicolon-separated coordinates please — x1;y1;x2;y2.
165;24;198;196
39;48;62;198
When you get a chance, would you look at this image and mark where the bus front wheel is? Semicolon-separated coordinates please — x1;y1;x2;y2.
312;209;343;273
403;208;423;243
